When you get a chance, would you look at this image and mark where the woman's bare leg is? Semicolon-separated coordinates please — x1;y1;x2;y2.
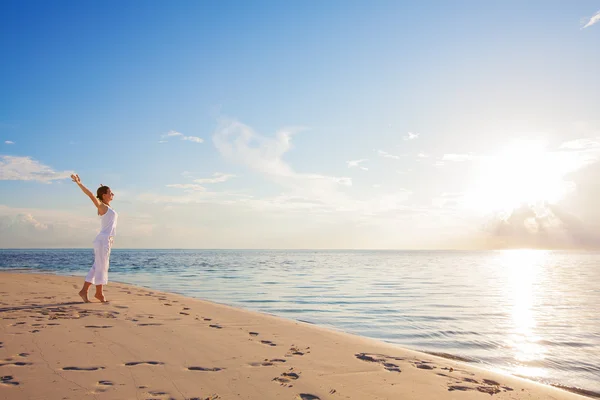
79;281;92;303
94;285;107;303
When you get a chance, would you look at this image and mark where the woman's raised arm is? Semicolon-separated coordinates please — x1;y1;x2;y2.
71;174;104;212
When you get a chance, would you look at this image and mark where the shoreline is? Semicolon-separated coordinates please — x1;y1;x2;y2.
0;272;592;399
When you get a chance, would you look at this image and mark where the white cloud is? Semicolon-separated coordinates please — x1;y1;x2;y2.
560;138;600;150
194;172;236;184
138;189;252;206
403;132;419;140
443;153;477;162
582;10;600;29
4;140;14;145
361;190;413;215
377;150;400;159
14;213;48;230
213;120;352;199
418;152;429;158
165;172;236;194
0;204;158;248
0;156;73;183
166;183;206;191
334;177;352;186
182;136;203;143
210;121;419;219
432;192;466;209
346;159;368;170
0;205;94;247
161;130;204;144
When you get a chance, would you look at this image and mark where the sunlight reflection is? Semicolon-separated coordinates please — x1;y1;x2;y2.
499;249;548;378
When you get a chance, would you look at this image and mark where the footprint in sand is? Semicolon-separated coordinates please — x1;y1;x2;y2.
62;366;105;371
85;325;112;329
138;323;163;327
125;361;164;367
287;345;309;356
447;377;513;395
0;362;32;367
148;390;169;395
483;379;501;386
250;361;273;367
209;324;222;329
187;366;223;372
98;380;114;386
249;332;259;336
260;340;277;347
140;388;183;399
273;371;300;383
0;375;19;386
180;312;190;315
448;385;470;392
249;358;287;367
413;361;436;370
448;385;501;395
354;353;402;372
296;394;320;400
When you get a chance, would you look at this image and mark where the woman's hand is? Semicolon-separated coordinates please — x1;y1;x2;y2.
72;174;102;210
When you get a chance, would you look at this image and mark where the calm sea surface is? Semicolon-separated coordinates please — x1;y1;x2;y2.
1;249;599;396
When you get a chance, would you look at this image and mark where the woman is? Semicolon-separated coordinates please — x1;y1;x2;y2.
71;174;118;303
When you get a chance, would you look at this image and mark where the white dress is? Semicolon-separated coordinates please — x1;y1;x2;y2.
85;205;118;285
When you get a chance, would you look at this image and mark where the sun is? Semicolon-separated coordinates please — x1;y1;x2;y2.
463;140;578;214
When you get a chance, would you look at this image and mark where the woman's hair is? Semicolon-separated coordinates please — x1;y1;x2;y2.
96;185;110;202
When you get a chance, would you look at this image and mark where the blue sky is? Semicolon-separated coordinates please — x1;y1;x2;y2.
1;1;600;248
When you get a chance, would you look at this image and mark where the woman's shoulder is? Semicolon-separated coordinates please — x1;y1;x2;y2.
98;203;110;216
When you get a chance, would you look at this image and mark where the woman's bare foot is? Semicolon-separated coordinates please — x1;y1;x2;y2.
94;293;108;303
79;290;90;303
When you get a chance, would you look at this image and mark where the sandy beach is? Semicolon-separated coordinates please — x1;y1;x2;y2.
0;272;589;400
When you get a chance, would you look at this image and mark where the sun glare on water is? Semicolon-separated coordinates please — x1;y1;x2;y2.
498;249;549;378
464;140;579;214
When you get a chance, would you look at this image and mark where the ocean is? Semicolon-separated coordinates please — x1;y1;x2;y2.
1;249;599;397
